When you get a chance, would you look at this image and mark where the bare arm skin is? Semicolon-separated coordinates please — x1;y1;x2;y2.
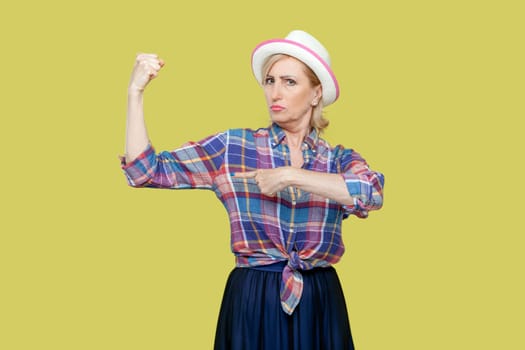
234;167;354;206
125;53;164;163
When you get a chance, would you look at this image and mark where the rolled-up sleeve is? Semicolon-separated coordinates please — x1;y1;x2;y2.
121;143;161;186
337;148;385;218
120;132;226;189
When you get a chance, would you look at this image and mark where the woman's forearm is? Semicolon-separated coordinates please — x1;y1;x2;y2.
125;89;149;163
234;167;354;205
124;53;164;163
286;168;354;206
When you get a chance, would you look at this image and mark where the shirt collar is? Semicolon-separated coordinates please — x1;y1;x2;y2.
269;123;287;147
303;128;319;151
269;123;319;152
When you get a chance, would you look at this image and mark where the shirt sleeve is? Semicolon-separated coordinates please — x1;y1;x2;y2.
336;147;385;219
120;131;227;189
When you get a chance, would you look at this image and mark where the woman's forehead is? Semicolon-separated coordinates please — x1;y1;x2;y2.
268;56;308;75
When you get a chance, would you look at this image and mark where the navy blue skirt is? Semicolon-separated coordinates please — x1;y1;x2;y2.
214;262;354;350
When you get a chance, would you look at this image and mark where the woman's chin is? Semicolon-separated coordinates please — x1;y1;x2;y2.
270;113;289;124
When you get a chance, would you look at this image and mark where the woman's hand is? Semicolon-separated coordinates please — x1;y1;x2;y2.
233;168;294;196
128;53;165;93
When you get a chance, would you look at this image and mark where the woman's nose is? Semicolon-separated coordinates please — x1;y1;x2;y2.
270;83;282;101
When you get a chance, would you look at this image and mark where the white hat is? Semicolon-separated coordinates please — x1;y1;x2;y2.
251;30;340;106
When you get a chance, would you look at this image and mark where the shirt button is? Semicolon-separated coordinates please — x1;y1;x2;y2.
289;228;294;233
292;200;296;205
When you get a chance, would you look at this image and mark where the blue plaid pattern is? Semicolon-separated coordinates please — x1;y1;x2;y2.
121;123;384;314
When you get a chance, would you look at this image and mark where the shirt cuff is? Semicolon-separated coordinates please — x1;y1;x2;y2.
119;144;156;186
341;174;370;219
341;198;369;219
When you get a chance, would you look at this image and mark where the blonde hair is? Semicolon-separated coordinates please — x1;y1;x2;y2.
261;54;329;133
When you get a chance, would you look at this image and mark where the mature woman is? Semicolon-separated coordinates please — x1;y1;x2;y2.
121;30;384;350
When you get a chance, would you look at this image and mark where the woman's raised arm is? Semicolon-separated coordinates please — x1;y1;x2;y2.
125;53;164;163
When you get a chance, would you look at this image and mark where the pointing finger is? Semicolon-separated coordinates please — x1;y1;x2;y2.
232;171;258;178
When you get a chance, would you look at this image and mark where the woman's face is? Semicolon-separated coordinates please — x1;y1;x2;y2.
263;56;321;130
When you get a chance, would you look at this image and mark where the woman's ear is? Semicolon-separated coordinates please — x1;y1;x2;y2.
314;85;322;100
312;85;323;105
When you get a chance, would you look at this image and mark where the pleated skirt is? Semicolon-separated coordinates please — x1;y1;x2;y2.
214;263;355;350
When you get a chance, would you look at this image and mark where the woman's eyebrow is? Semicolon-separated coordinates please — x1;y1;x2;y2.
265;74;297;78
279;75;297;79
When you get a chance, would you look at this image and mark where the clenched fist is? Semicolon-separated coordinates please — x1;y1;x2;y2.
128;53;165;93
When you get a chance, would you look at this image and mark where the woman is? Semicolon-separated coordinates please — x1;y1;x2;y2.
121;30;384;350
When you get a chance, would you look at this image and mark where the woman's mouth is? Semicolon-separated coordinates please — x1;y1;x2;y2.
271;105;285;112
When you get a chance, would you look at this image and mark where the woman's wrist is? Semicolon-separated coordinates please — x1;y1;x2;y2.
283;167;302;187
127;85;144;96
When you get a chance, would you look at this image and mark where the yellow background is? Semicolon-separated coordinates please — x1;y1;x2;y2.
1;0;523;349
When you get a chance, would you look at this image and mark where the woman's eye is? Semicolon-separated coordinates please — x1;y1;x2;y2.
264;77;274;85
286;79;297;86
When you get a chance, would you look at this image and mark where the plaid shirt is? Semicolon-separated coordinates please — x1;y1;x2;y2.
121;123;384;314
